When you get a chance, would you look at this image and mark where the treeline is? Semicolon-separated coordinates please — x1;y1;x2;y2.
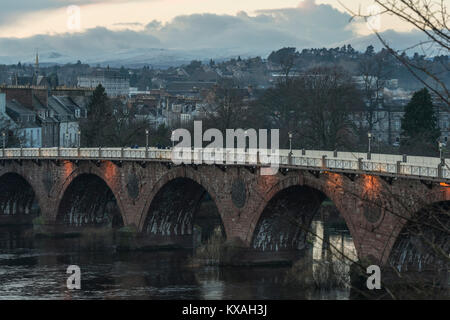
268;46;450;91
80;85;170;148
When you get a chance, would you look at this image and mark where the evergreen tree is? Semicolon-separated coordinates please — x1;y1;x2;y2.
364;45;375;56
401;88;440;153
119;66;127;77
88;84;109;115
81;84;112;147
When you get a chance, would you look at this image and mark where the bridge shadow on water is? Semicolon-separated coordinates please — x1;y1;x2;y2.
0;173;40;225
0;223;354;300
0;207;447;299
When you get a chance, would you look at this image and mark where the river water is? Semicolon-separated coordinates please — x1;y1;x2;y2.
0;221;357;300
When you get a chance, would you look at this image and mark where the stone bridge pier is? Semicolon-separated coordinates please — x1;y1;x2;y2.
0;159;449;266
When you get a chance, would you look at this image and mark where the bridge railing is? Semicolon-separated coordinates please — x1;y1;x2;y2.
0;147;448;181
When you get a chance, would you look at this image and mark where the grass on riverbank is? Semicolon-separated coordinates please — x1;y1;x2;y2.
189;228;246;266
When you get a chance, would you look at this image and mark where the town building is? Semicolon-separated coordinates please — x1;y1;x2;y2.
0;85;88;148
351;86;450;147
77;70;130;97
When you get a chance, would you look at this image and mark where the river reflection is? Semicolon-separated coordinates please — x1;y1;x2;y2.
0;222;356;300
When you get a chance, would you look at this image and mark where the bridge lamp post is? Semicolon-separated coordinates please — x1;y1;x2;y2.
145;129;149;151
245;130;248;152
77;130;81;148
65;133;69;148
288;132;293;156
439;142;444;161
171;131;175;149
368;132;372;160
2;132;5;150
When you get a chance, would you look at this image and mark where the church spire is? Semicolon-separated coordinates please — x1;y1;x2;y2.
35;49;39;76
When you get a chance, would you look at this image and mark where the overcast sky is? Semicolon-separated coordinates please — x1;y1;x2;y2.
0;0;424;64
0;0;415;38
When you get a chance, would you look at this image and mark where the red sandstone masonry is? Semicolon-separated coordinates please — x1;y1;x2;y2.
0;159;448;265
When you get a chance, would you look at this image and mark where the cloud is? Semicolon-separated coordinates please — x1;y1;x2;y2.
142;1;356;51
0;2;355;58
0;2;427;66
113;22;144;27
331;29;441;55
143;13;311;52
0;1;82;24
0;27;161;62
0;0;148;26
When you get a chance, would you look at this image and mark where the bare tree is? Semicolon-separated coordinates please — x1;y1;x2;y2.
258;77;303;149
358;50;392;134
340;0;449;107
296;66;363;150
0;116;22;147
103;99;150;147
80;88;150;147
257;66;364;150
201;79;250;134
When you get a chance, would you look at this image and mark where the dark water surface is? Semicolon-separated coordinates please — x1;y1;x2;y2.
0;225;354;300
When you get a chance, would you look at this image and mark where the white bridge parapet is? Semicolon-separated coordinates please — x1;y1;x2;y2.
0;147;449;182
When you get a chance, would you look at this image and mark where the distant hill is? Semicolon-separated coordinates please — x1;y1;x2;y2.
0;28;431;68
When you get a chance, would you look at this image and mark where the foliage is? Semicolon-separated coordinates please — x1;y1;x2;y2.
400;88;440;154
258;66;363;150
80;84;151;147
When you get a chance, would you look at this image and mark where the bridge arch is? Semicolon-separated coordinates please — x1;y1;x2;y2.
56;173;124;228
247;172;363;259
387;199;450;273
53;162;127;227
138;167;225;241
366;182;450;265
0;171;41;221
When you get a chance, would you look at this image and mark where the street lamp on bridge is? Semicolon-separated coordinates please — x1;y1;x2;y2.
368;132;372;160
145;129;149;151
171;131;175;149
65;132;69;148
2;132;5;150
244;130;248;152
77;130;81;148
288;132;293;156
439;141;444;163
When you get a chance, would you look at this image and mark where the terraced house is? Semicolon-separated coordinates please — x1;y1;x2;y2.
0;85;88;148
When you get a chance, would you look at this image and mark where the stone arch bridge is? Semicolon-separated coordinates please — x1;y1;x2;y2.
0;147;449;266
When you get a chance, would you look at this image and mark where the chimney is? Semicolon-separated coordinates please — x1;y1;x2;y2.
1;87;33;109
